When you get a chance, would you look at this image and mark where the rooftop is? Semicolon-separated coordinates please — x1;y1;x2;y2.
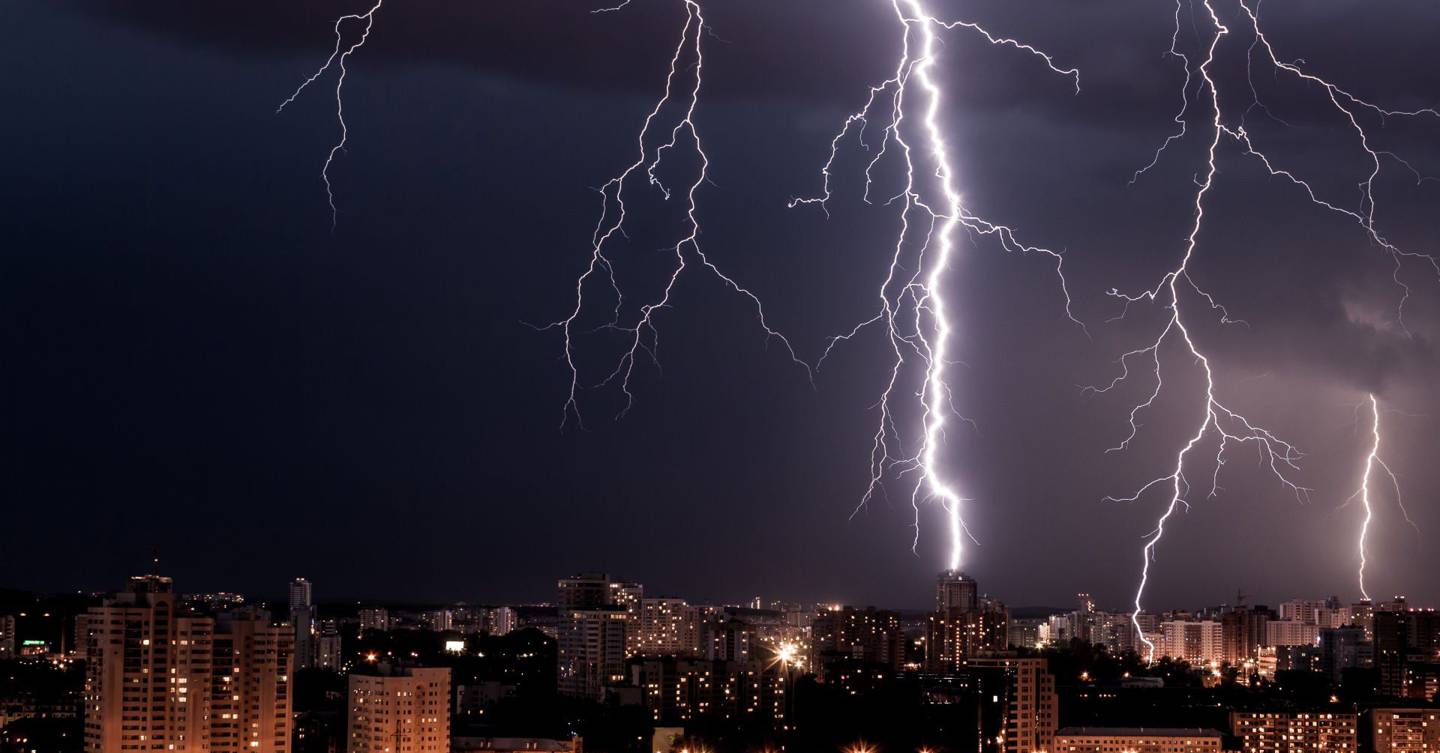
1056;728;1223;738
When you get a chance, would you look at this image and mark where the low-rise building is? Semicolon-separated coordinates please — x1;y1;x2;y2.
1054;727;1222;752
1231;711;1357;753
1369;707;1440;753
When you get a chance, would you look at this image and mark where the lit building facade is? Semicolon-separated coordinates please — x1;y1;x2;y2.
1230;711;1357;753
811;606;903;680
1160;621;1224;667
556;573;644;698
348;667;451;753
627;656;785;725
83;575;294;753
1370;708;1440;753
925;572;1007;671
928;604;1009;671
635;598;700;657
210;612;296;753
1266;620;1320;648
962;655;1058;753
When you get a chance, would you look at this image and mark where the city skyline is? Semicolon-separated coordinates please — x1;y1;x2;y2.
4;567;1437;752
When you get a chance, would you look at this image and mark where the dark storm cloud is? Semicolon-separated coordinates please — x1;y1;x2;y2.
63;0;886;101
60;0;1178;122
6;0;1440;610
64;0;1440;126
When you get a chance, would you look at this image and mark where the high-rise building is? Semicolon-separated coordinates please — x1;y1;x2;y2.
556;574;639;699
557;573;624;611
1319;625;1370;681
1352;600;1375;639
558;608;628;699
635;598;700;657
700;618;753;663
71;613;93;661
290;578;316;671
347;667;451;753
1230;711;1357;753
936;570;979;613
1266;620;1320;648
1054;727;1222;752
1374;608;1440;700
927;603;1009;671
289;579;313;615
1090;612;1139;655
83;574;294;753
210;610;296;753
962;655;1058;753
316;623;344;671
1369;707;1440;752
1279;599;1324;623
0;615;15;659
423;610;453;632
1160;620;1224;667
1222;606;1273;666
1133;612;1162;651
811;606;903;680
358;607;391;633
487;607;517;636
926;571;1007;671
1008;619;1044;651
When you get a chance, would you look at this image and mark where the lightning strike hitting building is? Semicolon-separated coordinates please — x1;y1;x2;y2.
791;0;1082;570
1101;0;1440;661
277;0;385;228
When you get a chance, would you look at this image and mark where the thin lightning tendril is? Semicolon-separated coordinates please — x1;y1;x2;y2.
542;0;810;429
792;0;1083;570
278;0;385;229
1104;0;1440;662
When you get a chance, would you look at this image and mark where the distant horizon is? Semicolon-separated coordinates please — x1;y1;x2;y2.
3;568;1422;618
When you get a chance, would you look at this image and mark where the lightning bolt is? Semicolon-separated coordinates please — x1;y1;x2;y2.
542;0;809;429
277;0;385;229
1103;0;1440;662
1351;393;1419;602
792;0;1082;570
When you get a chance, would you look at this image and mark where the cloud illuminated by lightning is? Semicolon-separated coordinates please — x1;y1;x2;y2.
1102;0;1440;662
791;0;1082;571
277;0;385;229
541;0;809;429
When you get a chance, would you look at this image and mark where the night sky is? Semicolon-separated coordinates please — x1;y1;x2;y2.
3;0;1438;611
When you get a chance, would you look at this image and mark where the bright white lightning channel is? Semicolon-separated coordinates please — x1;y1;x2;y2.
1351;394;1418;602
278;1;385;228
1104;0;1440;662
793;0;1082;570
